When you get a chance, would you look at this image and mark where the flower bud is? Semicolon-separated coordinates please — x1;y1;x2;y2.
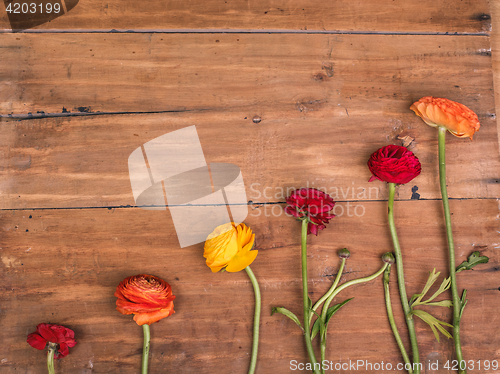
382;252;395;265
338;248;351;259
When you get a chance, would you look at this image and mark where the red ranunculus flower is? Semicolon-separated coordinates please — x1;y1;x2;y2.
115;274;175;326
27;323;77;359
285;188;336;236
368;145;421;184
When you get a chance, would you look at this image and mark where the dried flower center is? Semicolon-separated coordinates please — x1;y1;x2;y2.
134;276;163;291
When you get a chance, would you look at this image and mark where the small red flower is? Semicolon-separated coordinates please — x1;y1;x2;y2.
368;145;421;184
27;323;77;359
285;188;336;236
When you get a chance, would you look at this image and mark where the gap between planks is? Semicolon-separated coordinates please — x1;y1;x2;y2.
3;110;498;121
1;109;208;120
0;28;491;36
1;197;498;212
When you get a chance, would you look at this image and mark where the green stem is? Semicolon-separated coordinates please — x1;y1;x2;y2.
322;263;388;321
318;263;387;372
301;219;321;374
142;324;151;374
245;266;261;374
317;262;388;372
316;258;346;374
438;127;465;373
309;253;386;374
320;336;327;374
384;264;413;374
47;347;55;374
310;258;346;325
388;182;420;374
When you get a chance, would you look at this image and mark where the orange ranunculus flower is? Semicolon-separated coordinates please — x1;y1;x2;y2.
410;96;480;140
115;274;175;326
204;222;257;273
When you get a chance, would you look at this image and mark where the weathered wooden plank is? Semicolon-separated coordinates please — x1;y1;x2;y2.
491;0;500;155
0;200;498;373
0;34;493;115
0;0;492;33
0;33;497;209
0;105;499;210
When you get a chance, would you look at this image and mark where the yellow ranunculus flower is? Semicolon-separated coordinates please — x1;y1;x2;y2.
204;222;257;273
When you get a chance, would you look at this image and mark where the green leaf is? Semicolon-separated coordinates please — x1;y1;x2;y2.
424;300;453;308
411;309;453;342
324;298;354;326
410;268;440;307
425;277;451;304
456;251;489;273
310;299;353;340
271;307;304;333
410;269;451;309
420;268;440;297
310;310;326;340
459;289;468;320
311;319;320;340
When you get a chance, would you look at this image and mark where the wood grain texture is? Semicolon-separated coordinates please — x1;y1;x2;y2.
491;0;500;154
1;200;498;373
0;34;494;115
0;0;492;33
1;1;499;373
1;33;498;209
1;107;499;210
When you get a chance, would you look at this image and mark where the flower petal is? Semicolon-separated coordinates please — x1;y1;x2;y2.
308;222;319;236
56;343;69;359
27;333;47;350
284;206;301;217
204;223;239;271
115;274;176;325
37;324;59;344
410;96;479;140
133;303;175;326
226;250;258;272
286;188;336;235
367;145;421;184
236;223;253;249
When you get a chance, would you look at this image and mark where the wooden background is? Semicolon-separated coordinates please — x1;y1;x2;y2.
1;0;499;373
